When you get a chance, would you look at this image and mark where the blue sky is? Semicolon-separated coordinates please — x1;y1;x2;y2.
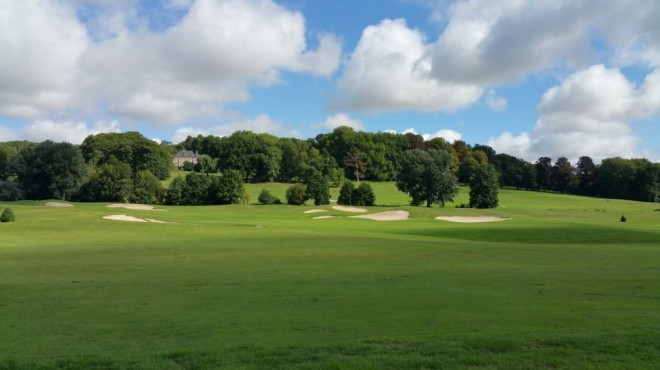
1;0;659;163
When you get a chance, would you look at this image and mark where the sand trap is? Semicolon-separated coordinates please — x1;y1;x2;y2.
332;205;367;213
103;215;167;223
304;209;328;214
107;203;161;211
45;202;74;207
313;215;338;219
351;210;409;221
435;216;511;223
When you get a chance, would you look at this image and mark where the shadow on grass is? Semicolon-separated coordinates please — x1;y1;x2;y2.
398;225;660;244
3;333;658;369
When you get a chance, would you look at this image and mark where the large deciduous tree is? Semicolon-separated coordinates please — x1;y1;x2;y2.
552;157;577;194
469;164;499;209
535;157;553;191
9;141;87;200
396;149;458;207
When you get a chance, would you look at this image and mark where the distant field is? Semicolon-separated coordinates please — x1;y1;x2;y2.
1;187;659;369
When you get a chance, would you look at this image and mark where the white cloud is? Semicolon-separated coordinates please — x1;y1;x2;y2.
23;119;122;144
171;114;284;143
488;65;660;162
335;1;660;114
332;18;483;113
485;89;507;112
0;0;342;129
0;125;20;141
398;127;462;142
317;114;364;131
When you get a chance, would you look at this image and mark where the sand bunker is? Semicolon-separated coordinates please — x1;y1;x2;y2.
304;209;328;214
45;202;74;207
313;215;338;219
103;215;167;223
435;216;511;223
107;203;161;211
351;210;409;221
332;205;367;213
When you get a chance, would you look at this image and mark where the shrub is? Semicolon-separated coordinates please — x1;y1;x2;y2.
621;215;627;222
1;208;15;223
258;189;281;205
353;182;375;206
337;180;354;205
286;183;308;205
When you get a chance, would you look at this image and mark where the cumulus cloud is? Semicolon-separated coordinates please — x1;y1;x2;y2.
488;65;660;162
23;119;122;144
335;1;660;114
317;114;364;131
332;19;483;113
0;0;342;129
398;127;462;142
171;114;284;143
0;125;20;142
485;89;507;112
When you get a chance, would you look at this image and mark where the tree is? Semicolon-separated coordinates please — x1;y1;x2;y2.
9;141;87;200
337;180;354;205
343;147;367;183
304;170;330;206
1;208;15;223
195;154;217;175
258;189;281;205
80;158;133;202
396;149;458;207
0;181;24;201
552;157;577;194
80;132;170;180
286;183;308;205
535;157;553;191
469;165;499;208
576;156;597;196
130;171;163;204
211;169;244;205
353;182;376;206
0;147;7;180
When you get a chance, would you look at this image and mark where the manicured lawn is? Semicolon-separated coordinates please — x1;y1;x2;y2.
0;188;659;369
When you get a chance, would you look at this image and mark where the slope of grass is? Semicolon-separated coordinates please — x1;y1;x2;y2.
1;188;659;369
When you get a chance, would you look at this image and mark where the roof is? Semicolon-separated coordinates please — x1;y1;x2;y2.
174;150;197;157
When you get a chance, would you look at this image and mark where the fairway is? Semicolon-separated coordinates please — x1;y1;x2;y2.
1;186;659;369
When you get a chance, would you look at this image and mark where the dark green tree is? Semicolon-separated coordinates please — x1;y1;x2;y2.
576;156;597;196
0;181;24;201
194;154;217;175
285;183;308;205
337;180;354;205
80;158;133;202
552;157;577;194
9;141;87;200
535;157;553;191
258;189;280;204
396;149;458;207
211;169;244;205
304;170;330;206
469;165;499;208
353;182;376;206
130;171;163;204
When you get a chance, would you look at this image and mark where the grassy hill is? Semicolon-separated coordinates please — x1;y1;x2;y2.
1;187;658;369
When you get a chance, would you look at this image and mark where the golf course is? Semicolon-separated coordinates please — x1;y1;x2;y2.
1;184;659;369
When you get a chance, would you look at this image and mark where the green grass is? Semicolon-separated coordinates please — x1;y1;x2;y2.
1;187;659;369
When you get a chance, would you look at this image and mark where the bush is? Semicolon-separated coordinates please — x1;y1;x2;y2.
1;208;15;223
337;180;354;205
353;182;376;206
621;215;627;222
258;189;281;205
286;183;308;205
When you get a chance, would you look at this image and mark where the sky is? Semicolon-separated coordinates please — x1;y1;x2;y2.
1;0;659;163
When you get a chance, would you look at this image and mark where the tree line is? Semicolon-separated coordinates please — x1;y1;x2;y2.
0;127;658;205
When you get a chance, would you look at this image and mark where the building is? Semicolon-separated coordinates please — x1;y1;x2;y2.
173;150;199;170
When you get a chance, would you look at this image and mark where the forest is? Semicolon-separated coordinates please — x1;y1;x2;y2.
0;127;658;204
